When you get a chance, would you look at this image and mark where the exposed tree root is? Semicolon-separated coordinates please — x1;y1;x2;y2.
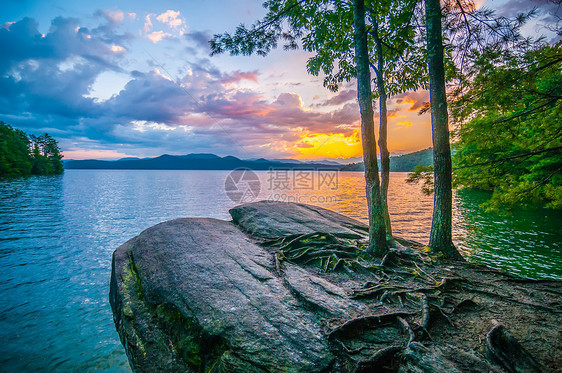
329;312;416;339
260;231;561;372
487;324;543;373
354;345;402;373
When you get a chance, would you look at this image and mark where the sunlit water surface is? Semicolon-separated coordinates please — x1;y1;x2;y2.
1;170;560;371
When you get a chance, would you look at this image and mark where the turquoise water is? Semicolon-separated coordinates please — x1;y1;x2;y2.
0;170;560;371
454;189;562;280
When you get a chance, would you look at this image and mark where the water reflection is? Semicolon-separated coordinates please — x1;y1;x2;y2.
251;171;435;243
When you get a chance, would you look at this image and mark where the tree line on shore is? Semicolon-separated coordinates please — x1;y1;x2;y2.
407;43;562;211
0;121;63;177
210;0;561;258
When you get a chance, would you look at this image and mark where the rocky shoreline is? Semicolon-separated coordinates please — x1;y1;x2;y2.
110;201;561;372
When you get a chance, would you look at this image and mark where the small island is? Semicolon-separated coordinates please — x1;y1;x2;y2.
110;201;561;372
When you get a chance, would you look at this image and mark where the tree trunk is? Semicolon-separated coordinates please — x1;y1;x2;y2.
424;0;462;260
372;21;392;237
353;0;387;256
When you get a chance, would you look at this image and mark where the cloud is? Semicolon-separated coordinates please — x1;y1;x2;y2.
317;89;357;106
95;9;125;25
143;11;185;43
63;148;135;160
392;90;429;112
85;60;363;157
495;0;562;41
110;45;125;53
220;70;259;84
496;0;558;17
396;121;413;129
91;9;134;45
147;30;172;43
156;10;183;28
295;141;314;148
0;15;368;159
0;15;128;129
295;131;363;159
105;69;191;123
142;15;151;33
184;30;212;52
196;88;360;139
2;21;15;30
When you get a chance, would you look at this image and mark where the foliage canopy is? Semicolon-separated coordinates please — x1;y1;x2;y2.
451;43;562;209
0;122;63;177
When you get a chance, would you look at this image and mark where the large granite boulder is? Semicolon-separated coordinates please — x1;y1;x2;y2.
229;200;368;240
110;201;562;372
110;217;336;372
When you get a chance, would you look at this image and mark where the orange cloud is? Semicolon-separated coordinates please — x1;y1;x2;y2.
294;131;362;159
396;121;413;128
393;90;429;112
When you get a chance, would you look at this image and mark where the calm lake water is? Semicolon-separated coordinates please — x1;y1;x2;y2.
1;170;560;372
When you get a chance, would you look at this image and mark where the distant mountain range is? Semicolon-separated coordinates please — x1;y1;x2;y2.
340;148;433;171
263;158;344;166
64;149;433;172
64;153;341;171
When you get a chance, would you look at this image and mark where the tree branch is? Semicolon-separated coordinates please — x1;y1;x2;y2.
454;146;562;170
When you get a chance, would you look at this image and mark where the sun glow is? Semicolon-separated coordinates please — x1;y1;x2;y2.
396;121;413;128
294;131;362;159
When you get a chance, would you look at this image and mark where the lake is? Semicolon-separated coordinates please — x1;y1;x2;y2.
0;170;560;372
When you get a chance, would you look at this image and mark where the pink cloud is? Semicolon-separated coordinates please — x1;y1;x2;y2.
221;70;259;84
156;10;183;28
63;148;136;160
147;30;172;43
317;89;357;106
144;14;153;32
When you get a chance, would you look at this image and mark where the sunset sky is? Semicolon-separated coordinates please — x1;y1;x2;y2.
1;0;558;161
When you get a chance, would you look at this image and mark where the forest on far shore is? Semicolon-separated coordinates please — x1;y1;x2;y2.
0;121;63;177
